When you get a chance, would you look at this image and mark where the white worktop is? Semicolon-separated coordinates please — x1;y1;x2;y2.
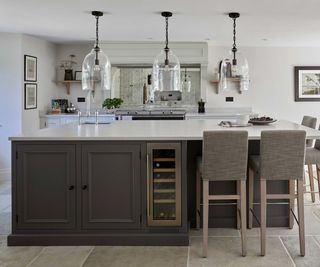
40;107;255;119
9;120;320;141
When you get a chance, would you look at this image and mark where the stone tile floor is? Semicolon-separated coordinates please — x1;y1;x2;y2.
1;171;320;267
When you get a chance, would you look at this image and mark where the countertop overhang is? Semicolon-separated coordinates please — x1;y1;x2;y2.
9;120;320;141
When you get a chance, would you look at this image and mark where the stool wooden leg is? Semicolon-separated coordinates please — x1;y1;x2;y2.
196;168;201;230
203;180;209;258
240;180;247;256
289;180;295;229
308;165;315;202
317;165;320;200
237;180;240;230
303;170;306;193
297;180;305;256
248;168;254;229
260;179;267;256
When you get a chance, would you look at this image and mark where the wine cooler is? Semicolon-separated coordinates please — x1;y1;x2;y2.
147;143;181;226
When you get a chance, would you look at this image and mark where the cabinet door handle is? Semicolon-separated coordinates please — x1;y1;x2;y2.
147;154;150;217
68;185;75;190
82;185;88;190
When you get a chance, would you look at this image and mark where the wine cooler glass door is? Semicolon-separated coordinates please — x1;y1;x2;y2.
147;143;181;226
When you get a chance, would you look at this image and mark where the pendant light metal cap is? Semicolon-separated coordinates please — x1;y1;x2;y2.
161;11;173;18
92;11;103;17
229;12;240;19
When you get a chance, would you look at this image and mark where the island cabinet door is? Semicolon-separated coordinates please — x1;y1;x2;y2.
15;144;76;230
81;143;141;229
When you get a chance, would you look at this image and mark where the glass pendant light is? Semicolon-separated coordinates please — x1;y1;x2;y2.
82;11;111;110
153;12;181;92
181;68;191;93
219;12;249;93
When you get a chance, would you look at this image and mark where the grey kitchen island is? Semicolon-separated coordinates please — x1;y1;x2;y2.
8;120;320;246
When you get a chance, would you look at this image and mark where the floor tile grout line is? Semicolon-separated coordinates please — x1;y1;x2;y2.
79;246;95;267
191;234;319;238
278;236;297;267
25;247;46;267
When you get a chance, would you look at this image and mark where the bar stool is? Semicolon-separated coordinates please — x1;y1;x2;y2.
248;130;306;256
202;131;248;257
305;126;320;200
301;116;317;202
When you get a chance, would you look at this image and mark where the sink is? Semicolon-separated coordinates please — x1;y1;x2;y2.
81;122;112;125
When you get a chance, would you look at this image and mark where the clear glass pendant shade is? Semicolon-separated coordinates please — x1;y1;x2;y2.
152;49;181;92
219;50;249;92
82;48;111;93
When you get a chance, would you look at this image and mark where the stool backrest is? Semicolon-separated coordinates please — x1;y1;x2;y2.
260;130;306;180
314;124;320;150
203;131;248;181
301;116;317;147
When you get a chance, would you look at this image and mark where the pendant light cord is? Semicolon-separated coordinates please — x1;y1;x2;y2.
94;15;100;65
232;17;237;65
95;15;99;49
164;16;169;65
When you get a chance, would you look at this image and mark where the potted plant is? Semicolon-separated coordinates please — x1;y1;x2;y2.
60;54;77;80
102;98;124;110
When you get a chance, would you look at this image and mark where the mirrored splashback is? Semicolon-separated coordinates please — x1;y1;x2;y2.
111;65;201;107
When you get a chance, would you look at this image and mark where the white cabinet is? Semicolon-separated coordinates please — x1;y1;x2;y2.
41;118;61;128
40;115;115;129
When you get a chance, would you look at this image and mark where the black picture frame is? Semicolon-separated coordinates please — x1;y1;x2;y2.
24;83;37;110
74;71;82;81
295;66;320;101
24;55;37;82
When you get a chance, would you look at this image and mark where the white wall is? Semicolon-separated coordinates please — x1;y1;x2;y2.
55;43;320;124
0;33;22;171
0;33;58;171
55;43;91;110
21;35;59;134
206;46;320;123
56;42;208;110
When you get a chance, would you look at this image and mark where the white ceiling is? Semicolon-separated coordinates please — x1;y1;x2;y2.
1;0;320;46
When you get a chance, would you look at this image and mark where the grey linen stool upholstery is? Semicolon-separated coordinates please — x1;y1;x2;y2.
301;116;317;202
248;130;306;256
302;116;317;147
305;125;320;200
202;131;248;257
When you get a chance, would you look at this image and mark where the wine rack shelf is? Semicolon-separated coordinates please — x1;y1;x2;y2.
147;143;181;226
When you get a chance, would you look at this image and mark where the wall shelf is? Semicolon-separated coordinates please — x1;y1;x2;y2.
210;77;241;84
58;80;81;95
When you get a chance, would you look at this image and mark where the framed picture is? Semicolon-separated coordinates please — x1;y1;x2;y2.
24;55;37;82
295;66;320;101
24;83;37;110
74;71;82;81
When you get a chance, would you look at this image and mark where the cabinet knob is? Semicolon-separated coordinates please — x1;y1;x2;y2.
82;185;88;190
68;185;75;190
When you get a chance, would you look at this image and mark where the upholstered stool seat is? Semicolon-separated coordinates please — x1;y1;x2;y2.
305;147;320;165
248;130;306;256
301;116;317;202
202;131;248;257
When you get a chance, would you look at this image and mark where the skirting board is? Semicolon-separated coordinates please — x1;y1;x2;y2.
8;233;189;246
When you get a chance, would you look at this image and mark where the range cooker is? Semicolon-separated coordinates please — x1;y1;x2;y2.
116;109;186;120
